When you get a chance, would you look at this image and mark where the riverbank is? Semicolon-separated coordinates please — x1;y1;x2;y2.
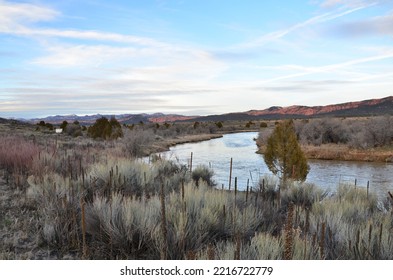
257;143;393;163
149;133;223;154
144;129;259;156
150;130;393;163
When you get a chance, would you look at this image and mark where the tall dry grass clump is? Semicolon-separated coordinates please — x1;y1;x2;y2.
0;135;40;186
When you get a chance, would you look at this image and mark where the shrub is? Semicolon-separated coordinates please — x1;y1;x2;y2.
191;165;215;187
193;122;200;129
260;122;268;128
122;129;156;157
65;123;82;137
88;117;123;140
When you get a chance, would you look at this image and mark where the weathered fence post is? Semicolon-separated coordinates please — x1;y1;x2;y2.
229;157;233;190
190;152;193;172
234;177;237;198
367;181;369;198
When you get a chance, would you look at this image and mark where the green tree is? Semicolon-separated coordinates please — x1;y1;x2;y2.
109;117;123;138
260;121;268;128
60;120;68;130
193;121;200;129
264;120;309;183
88;117;123;139
215;121;223;129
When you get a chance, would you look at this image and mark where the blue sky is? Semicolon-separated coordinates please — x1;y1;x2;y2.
1;0;393;118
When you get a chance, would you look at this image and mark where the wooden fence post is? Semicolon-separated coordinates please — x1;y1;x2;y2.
229;158;233;190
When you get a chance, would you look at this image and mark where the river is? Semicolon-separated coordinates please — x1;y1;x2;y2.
157;131;393;198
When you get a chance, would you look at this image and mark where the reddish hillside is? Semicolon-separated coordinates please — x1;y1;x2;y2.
246;96;393;117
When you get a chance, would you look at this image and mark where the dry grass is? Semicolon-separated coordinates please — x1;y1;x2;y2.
259;143;393;162
302;144;393;162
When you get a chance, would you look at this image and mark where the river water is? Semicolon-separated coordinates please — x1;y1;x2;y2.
158;132;393;198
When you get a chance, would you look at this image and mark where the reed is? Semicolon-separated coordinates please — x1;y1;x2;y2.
283;203;294;260
81;198;88;259
207;244;215;260
319;221;326;259
234;233;241;260
160;183;168;260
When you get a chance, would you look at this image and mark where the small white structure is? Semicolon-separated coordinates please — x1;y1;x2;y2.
55;128;63;134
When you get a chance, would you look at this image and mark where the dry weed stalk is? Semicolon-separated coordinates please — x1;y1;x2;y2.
319;221;326;259
234;233;241;260
80;198;88;259
160;183;168;260
378;223;383;254
303;207;310;259
186;250;196;260
207;244;215;260
283;203;294;260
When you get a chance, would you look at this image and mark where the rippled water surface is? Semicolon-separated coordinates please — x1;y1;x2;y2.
158;132;393;197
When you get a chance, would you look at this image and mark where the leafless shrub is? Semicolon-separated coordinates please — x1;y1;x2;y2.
256;128;273;146
294;116;393;149
122;129;156;157
0;135;40;174
297;118;349;145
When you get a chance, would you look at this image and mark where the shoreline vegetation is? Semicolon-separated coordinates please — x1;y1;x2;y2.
256;116;393;163
257;144;393;163
1;116;393;260
151;130;393;163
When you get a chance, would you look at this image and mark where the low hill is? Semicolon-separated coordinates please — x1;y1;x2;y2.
15;95;393;124
245;96;393;119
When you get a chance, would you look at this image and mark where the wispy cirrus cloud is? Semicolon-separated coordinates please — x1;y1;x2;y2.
233;4;373;50
255;51;393;84
327;13;393;37
319;0;390;8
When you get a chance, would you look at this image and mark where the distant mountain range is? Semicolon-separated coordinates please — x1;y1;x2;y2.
28;113;196;125
22;95;393;124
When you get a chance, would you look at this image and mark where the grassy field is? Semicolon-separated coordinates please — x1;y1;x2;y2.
1;118;393;259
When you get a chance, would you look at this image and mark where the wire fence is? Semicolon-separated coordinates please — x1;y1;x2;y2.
149;151;393;200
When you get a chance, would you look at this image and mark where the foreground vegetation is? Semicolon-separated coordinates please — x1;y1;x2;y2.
1;118;393;259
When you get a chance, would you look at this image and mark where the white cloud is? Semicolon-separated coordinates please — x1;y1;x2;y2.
31;44;149;67
0;1;58;29
0;1;170;50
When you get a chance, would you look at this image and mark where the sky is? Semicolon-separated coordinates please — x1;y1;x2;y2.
1;0;393;119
